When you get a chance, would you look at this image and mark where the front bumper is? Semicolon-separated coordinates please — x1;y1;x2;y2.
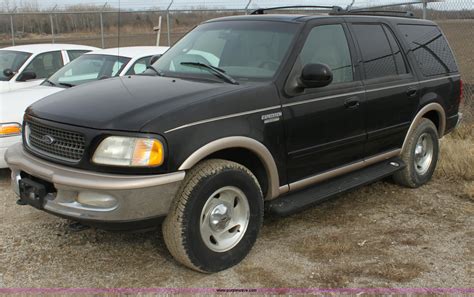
0;135;21;168
6;143;185;229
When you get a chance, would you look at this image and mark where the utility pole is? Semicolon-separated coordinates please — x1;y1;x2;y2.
154;16;162;46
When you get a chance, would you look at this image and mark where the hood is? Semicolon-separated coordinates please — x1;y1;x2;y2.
27;75;251;132
0;81;11;94
0;85;62;123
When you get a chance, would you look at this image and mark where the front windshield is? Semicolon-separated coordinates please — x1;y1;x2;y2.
0;50;31;81
45;54;131;87
153;21;298;81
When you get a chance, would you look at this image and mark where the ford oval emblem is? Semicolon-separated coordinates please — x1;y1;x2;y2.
41;135;56;145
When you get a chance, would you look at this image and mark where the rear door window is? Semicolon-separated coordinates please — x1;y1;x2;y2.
352;24;400;80
383;25;408;75
398;24;458;76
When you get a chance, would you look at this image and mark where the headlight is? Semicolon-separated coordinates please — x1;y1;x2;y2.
92;136;164;167
0;123;22;137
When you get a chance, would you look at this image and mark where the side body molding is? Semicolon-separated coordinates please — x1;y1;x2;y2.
178;136;280;200
402;102;446;153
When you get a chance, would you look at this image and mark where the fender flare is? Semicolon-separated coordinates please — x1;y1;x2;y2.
178;136;280;200
402;102;446;153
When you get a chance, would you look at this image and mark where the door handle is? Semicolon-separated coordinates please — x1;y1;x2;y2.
407;88;418;98
344;97;360;109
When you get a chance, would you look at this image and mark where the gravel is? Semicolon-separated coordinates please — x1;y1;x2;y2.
0;167;472;288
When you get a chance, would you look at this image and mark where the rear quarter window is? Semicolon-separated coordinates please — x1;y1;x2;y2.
398;24;458;76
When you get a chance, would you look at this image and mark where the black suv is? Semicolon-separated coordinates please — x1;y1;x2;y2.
6;7;462;273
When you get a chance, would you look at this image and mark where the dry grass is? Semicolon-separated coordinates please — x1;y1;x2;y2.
313;261;426;287
437;123;474;181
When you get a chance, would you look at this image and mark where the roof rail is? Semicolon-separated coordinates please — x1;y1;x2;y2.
250;5;344;15
331;9;416;18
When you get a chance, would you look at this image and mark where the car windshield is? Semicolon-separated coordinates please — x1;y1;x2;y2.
45;54;131;87
0;50;32;81
152;20;298;81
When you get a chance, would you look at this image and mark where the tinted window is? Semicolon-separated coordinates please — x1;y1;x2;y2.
398;24;458;76
46;54;130;87
154;21;298;80
0;50;31;81
352;24;398;79
383;26;408;75
126;56;151;75
22;51;63;79
300;24;353;83
67;50;91;61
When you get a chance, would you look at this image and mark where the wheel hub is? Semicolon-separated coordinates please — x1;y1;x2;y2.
199;186;250;253
209;203;233;231
414;132;434;175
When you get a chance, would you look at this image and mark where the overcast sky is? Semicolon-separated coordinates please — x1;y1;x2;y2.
2;0;472;11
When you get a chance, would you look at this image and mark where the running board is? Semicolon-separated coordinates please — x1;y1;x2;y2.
266;158;405;217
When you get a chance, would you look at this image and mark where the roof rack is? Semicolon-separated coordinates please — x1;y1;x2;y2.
250;5;344;15
331;9;416;18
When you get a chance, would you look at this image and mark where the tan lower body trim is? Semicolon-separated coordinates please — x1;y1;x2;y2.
284;149;401;193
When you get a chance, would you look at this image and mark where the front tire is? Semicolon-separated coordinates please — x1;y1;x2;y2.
393;118;439;188
162;159;263;273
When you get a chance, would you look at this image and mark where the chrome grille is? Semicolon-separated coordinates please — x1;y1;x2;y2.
25;120;85;162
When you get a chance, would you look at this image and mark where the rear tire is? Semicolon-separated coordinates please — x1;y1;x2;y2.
162;159;263;273
393;118;439;188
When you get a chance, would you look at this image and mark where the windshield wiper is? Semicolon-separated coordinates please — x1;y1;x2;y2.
180;62;238;85
58;82;75;88
146;65;165;77
43;79;57;87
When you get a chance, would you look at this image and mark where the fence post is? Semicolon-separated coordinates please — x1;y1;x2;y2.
245;0;252;15
100;3;107;48
422;0;427;19
10;14;15;46
50;5;57;43
166;0;174;46
50;14;55;43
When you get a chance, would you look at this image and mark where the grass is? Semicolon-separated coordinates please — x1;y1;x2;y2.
437;123;474;182
435;96;474;204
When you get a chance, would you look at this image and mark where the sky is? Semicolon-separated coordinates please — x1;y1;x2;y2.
1;0;472;11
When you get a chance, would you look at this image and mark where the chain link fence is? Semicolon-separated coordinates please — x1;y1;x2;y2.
0;0;472;117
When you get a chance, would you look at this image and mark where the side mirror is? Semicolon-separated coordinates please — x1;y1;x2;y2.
149;54;162;65
17;71;37;82
3;68;14;78
299;63;333;89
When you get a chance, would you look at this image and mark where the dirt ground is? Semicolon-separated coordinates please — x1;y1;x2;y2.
0;157;472;288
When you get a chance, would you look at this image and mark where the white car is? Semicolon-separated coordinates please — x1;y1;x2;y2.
0;44;98;93
0;46;169;168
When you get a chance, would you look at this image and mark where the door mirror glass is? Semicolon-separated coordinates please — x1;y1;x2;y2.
3;68;14;78
17;71;37;82
300;63;333;88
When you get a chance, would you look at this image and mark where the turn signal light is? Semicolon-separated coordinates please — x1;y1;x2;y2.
0;123;22;137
